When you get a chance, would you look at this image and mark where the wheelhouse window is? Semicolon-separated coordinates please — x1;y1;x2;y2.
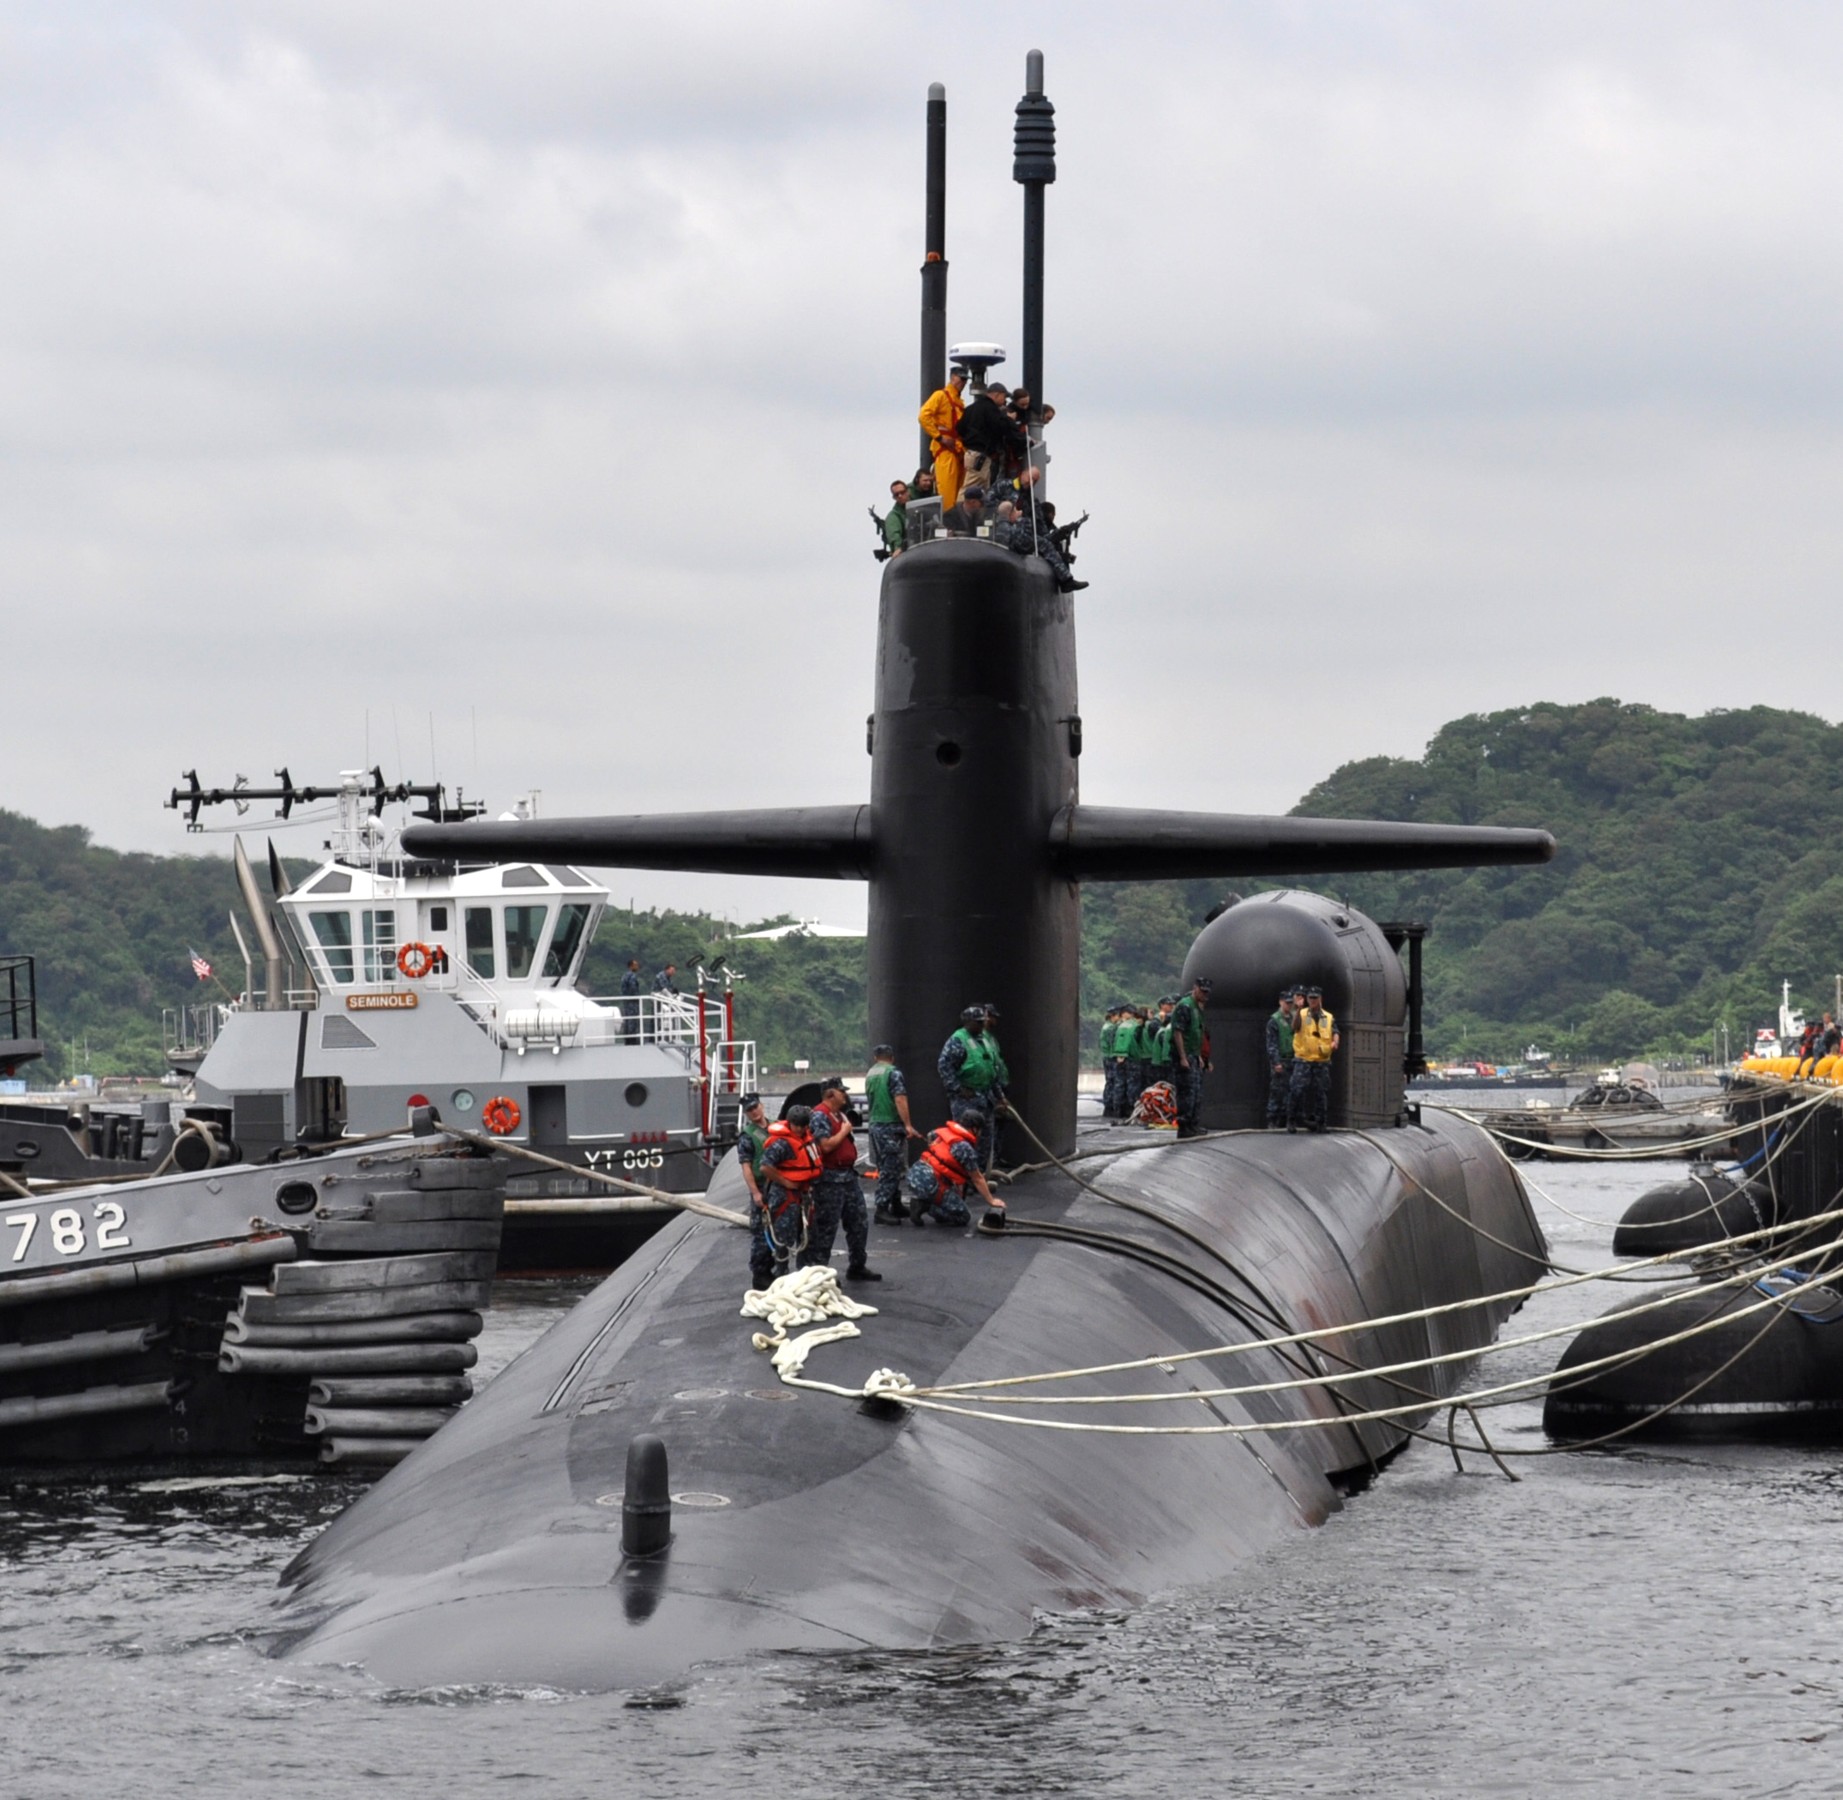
505;905;548;981
464;907;496;979
544;903;594;982
361;909;398;984
309;911;355;985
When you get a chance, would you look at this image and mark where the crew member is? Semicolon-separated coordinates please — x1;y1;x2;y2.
1146;997;1176;1100
736;1091;769;1207
918;367;968;511
751;1104;823;1288
959;380;1026;494
653;962;679;994
938;1003;1010;1170
1289;987;1339;1133
904;1119;1006;1229
805;1078;878;1283
620;958;642;1043
991;467;1087;591
1118;1005;1149;1118
881;478;911;558
1264;988;1297;1128
1099;1007;1122;1118
1168;976;1212;1138
865;1044;921;1224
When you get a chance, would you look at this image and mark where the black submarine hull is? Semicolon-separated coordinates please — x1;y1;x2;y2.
1544;1275;1843;1441
277;1111;1544;1689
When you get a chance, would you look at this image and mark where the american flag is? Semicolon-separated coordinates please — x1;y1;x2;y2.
189;948;212;983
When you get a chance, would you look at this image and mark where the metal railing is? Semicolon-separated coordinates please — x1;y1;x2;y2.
162;1002;221;1064
1;955;38;1043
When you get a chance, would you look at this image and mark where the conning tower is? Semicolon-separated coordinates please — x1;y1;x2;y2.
400;55;1554;1146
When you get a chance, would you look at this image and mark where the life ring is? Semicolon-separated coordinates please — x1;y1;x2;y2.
397;941;436;980
481;1095;522;1136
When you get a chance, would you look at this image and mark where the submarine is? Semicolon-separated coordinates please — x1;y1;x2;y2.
274;57;1557;1688
1548;1066;1843;1440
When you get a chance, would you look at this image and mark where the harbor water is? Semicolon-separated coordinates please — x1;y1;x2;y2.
5;1158;1841;1798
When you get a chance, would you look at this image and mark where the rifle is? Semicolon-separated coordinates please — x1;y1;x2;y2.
1049;509;1089;549
866;505;892;563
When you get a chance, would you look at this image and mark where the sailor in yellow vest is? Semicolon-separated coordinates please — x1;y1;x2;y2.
918;369;968;511
1288;986;1339;1133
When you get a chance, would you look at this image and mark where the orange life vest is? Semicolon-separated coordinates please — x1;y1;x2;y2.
922;1120;979;1186
763;1121;823;1197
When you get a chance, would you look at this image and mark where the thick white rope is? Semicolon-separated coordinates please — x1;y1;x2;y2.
880;1234;1843;1409
833;1266;1837;1435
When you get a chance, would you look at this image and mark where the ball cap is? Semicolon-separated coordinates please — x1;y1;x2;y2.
1306;985;1324;998
741;1092;763;1109
1191;976;1213;993
872;1043;895;1058
961;1005;986;1022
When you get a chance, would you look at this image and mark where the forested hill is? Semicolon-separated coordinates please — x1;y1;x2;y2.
1279;699;1843;1059
6;699;1841;1077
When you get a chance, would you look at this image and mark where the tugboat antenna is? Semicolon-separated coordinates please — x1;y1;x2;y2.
165;770;485;830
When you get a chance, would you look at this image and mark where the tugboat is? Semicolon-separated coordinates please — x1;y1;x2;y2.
0;1120;505;1468
159;769;756;1270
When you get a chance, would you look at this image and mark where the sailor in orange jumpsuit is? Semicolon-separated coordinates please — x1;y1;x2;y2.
918;369;968;511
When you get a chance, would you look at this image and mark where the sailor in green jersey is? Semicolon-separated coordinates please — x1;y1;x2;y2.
939;1003;1011;1171
1117;1005;1149;1118
865;1044;922;1224
1168;976;1212;1138
1264;988;1297;1128
736;1094;775;1287
1148;999;1175;1079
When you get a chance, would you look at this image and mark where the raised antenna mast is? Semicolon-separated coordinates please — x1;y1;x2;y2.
1013;49;1055;429
919;81;948;469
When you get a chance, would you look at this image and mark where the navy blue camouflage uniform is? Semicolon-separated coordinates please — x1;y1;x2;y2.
802;1104;870;1273
993;504;1077;588
867;1063;911;1217
904;1135;984;1226
752;1134;812;1287
938;1031;1008;1171
1263;1008;1294;1127
1167;993;1207;1137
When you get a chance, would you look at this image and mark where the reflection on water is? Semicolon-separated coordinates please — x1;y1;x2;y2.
4;1176;1842;1799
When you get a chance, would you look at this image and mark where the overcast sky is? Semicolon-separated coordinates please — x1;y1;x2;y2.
7;4;1842;928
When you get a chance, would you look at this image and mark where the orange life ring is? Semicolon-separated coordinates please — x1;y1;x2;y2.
397;941;436;980
481;1095;522;1136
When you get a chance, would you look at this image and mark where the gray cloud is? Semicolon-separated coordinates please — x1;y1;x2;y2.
6;3;1843;930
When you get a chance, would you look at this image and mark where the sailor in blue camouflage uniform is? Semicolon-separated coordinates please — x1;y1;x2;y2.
904;1118;1005;1229
992;487;1083;592
1099;1006;1123;1117
1264;988;1297;1128
1167;976;1212;1139
803;1078;879;1282
752;1104;822;1288
864;1044;922;1224
938;1003;1010;1171
735;1094;776;1288
1288;987;1339;1133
